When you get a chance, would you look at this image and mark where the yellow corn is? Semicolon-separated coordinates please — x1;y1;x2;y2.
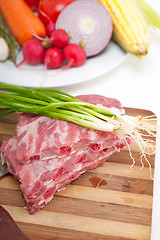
98;0;151;55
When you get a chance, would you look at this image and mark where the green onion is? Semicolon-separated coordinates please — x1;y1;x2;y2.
0;84;117;132
0;84;157;171
135;0;160;29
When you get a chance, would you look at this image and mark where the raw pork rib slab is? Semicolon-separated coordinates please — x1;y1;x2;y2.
1;95;131;214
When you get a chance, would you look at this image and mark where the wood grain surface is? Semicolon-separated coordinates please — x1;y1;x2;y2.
0;108;156;240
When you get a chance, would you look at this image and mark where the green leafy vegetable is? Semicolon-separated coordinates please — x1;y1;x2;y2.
0;84;116;132
0;84;155;133
0;12;21;64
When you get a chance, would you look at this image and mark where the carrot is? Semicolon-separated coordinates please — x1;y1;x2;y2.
0;0;46;45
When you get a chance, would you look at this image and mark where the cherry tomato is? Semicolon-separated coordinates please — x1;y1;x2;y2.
24;0;40;10
38;0;76;24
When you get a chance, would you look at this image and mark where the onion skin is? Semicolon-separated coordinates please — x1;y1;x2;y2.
56;0;113;57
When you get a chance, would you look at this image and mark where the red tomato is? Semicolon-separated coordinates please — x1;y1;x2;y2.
24;0;40;10
38;0;76;24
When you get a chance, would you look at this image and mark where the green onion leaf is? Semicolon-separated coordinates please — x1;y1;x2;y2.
135;0;160;29
0;84;119;132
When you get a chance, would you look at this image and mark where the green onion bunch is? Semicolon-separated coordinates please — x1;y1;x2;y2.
0;84;157;171
0;84;120;132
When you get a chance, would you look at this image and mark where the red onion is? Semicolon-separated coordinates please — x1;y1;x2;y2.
55;0;113;57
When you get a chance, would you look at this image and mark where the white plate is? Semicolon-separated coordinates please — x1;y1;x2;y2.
0;41;126;88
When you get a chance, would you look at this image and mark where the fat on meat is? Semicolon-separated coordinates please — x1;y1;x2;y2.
1;95;131;214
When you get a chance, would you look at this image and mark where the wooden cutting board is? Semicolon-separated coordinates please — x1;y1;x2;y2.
0;108;156;240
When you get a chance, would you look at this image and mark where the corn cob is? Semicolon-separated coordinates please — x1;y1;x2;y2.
98;0;151;55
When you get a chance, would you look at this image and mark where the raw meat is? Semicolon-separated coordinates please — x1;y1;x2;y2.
1;95;131;214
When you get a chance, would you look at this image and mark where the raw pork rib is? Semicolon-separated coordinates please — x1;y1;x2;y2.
1;95;131;214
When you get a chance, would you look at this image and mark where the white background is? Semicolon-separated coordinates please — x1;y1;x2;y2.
1;0;160;239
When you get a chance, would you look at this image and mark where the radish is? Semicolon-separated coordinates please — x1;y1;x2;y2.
34;11;69;48
38;9;55;37
50;29;69;48
46;22;55;38
34;29;69;49
44;47;64;69
17;39;45;67
62;43;86;70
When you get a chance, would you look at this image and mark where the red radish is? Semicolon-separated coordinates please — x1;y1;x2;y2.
46;22;55;38
51;29;69;48
17;39;45;67
62;43;86;70
44;47;64;69
34;29;69;49
39;10;55;37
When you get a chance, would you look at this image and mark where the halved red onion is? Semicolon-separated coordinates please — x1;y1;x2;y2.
55;0;113;57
